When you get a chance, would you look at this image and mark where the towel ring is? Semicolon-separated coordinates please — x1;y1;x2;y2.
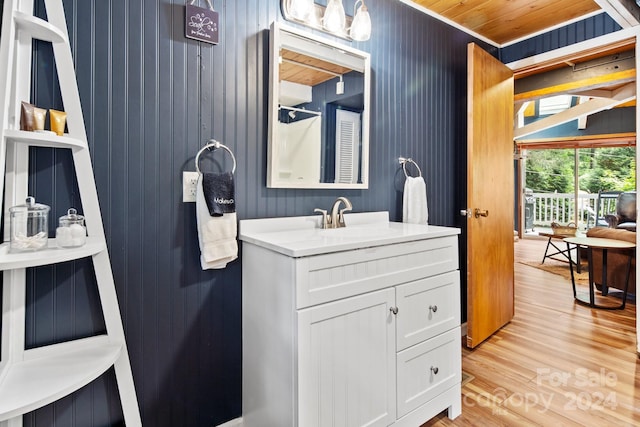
195;139;237;174
398;157;422;178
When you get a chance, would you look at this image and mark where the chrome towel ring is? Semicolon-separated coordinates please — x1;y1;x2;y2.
398;157;422;178
195;139;236;174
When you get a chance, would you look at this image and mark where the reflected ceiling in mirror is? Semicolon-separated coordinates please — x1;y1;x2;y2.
267;22;370;189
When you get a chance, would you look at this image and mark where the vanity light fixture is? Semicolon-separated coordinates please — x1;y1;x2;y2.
288;0;314;21
281;0;371;41
323;0;346;34
350;0;371;41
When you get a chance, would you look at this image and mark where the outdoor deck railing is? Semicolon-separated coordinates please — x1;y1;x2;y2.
528;192;606;230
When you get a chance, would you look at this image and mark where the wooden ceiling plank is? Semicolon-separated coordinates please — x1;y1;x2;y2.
415;0;600;44
514;85;636;139
474;1;598;37
440;0;527;21
413;0;485;15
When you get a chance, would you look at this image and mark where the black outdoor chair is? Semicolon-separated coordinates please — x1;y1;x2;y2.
604;191;637;231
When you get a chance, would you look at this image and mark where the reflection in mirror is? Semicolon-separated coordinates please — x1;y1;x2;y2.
267;22;370;188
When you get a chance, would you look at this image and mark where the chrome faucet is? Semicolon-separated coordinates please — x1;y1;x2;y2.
314;197;353;229
330;197;352;228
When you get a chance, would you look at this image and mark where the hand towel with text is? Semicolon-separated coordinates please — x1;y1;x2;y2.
196;172;238;269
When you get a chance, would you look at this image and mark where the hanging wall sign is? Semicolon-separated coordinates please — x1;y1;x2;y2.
185;0;219;45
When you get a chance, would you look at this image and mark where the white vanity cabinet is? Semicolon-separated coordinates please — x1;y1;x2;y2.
240;212;461;427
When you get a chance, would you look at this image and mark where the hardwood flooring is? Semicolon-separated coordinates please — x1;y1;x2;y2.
423;237;639;426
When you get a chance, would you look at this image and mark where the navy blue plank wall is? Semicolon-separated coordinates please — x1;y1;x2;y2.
0;0;495;425
0;0;623;425
500;12;621;63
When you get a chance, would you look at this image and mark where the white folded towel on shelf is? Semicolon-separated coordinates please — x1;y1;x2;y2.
403;176;429;225
196;174;238;270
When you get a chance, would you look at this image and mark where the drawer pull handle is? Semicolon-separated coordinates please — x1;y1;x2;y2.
390;306;399;315
431;366;439;375
429;305;438;313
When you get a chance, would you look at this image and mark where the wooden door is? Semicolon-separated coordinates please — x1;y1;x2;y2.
466;43;515;348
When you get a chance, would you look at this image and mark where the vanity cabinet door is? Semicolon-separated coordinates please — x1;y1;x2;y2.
297;288;396;427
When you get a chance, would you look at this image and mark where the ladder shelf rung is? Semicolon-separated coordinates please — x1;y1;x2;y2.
0;335;122;421
0;237;106;270
13;11;66;43
3;129;86;151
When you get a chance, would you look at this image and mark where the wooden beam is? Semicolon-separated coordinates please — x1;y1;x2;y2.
569;88;618;98
593;0;640;27
514;83;636;138
515;68;635;102
514;51;635;102
515;132;636;149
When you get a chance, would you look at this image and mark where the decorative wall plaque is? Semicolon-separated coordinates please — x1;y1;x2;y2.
185;0;219;45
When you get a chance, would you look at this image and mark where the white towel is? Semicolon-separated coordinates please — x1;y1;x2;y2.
403;176;429;225
196;173;238;269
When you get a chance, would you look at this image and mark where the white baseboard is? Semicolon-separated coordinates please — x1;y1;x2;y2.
216;417;243;427
461;322;467;337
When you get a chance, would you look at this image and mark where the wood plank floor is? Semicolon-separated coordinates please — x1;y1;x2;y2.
423;236;639;426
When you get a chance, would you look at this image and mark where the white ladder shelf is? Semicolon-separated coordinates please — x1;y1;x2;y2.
0;0;142;425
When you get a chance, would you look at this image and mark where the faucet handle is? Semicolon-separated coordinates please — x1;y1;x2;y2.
337;206;352;228
314;208;331;229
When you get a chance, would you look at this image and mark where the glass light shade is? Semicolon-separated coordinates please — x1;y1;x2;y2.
323;0;346;34
350;4;371;41
288;0;314;21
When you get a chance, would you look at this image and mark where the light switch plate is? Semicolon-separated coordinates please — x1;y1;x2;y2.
182;171;199;202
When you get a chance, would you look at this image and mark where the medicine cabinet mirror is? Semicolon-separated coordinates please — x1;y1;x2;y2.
267;21;370;188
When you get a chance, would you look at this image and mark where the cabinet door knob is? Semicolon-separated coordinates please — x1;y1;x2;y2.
431;366;439;375
390;306;398;315
429;305;438;313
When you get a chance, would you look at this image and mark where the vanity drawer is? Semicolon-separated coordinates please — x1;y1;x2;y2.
396;271;460;351
295;236;458;309
396;327;461;418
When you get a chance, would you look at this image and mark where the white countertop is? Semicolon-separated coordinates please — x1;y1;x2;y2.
239;211;461;257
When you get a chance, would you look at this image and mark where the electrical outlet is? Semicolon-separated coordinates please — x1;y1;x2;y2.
182;171;199;202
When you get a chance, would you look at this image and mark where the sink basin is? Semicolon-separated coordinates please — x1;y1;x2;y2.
239;211;460;257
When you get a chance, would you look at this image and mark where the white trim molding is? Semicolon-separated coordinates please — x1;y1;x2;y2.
593;0;640;28
216;418;243;427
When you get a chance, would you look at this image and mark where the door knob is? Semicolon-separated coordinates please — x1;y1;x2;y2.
474;208;489;218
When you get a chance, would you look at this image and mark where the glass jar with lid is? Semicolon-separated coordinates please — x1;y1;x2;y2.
9;196;50;252
56;208;86;248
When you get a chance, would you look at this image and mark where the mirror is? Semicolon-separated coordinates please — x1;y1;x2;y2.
267;22;370;188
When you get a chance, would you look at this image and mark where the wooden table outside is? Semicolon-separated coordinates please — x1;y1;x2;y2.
563;236;636;310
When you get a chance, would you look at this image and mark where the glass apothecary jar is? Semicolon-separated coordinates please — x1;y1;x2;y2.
56;208;86;248
9;196;50;252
